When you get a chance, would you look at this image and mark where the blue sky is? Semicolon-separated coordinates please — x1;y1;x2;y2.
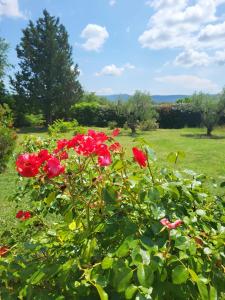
1;0;225;95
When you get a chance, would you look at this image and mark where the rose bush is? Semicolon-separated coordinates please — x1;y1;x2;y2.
0;129;224;299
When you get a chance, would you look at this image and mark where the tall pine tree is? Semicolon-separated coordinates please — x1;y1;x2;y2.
11;10;83;124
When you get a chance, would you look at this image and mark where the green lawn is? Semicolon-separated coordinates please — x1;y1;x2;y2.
0;127;225;230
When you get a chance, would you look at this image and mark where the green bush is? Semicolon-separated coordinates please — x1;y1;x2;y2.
48;119;79;135
0;104;16;172
0;127;16;172
24;113;45;127
139;119;159;131
0;130;224;299
108;120;118;129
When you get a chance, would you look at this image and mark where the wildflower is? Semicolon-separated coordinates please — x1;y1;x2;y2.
132;147;147;168
16;153;41;177
44;157;65;178
112;128;120;137
16;210;31;221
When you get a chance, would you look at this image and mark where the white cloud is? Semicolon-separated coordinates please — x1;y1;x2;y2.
198;21;225;48
139;0;219;50
109;0;116;6
215;0;225;6
0;0;24;18
81;24;109;51
124;62;135;69
155;75;219;93
96;87;113;95
214;50;225;65
174;49;211;67
95;64;124;76
95;63;135;76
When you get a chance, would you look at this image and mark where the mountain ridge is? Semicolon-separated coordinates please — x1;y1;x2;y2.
100;94;190;103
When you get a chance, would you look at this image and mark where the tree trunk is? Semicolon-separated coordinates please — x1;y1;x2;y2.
207;127;212;136
130;124;136;135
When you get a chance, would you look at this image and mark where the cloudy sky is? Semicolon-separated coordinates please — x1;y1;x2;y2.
1;0;225;95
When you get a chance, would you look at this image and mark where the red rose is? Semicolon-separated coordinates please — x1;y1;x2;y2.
38;149;51;163
132;147;147;168
109;142;121;153
59;151;69;160
98;152;112;167
112;128;120;137
16;210;32;221
44;157;65;178
16;153;41;177
54;139;68;153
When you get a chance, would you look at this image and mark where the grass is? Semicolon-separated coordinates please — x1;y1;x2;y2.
0;126;225;230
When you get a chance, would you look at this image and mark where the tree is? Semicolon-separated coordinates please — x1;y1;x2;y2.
0;38;9;103
11;10;83;124
125;91;157;134
190;92;225;136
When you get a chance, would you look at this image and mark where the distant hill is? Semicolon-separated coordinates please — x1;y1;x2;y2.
101;94;189;103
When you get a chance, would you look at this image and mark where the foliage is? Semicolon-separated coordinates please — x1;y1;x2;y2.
0;104;16;172
108;121;118;129
139;119;159;131
125;91;158;134
190;93;225;136
24;113;45;127
48;119;79;135
0;37;9;79
157;104;202;129
79;92;109;105
71;102;126;127
11;10;83;124
0;129;224;299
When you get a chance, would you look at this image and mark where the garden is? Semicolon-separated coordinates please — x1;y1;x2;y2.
0;8;225;300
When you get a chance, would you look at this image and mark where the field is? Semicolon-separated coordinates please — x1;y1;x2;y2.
0;126;225;230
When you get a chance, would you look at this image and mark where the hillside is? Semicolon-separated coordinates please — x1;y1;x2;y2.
101;94;189;103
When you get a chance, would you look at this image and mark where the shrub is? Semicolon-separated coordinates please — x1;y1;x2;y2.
0;130;224;299
24;113;45;127
139;119;159;131
48;119;79;135
0;127;16;172
0;104;16;172
108;121;118;129
157;104;202;129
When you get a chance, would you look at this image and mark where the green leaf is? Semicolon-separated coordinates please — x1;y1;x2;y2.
137;264;154;287
116;242;129;258
172;265;189;285
112;160;123;171
188;268;198;282
101;257;113;270
125;285;138;299
45;192;56;206
29;270;45;284
102;186;116;204
113;267;133;292
209;285;217;300
197;280;209;300
68;220;76;231
167;151;185;164
95;284;108;300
